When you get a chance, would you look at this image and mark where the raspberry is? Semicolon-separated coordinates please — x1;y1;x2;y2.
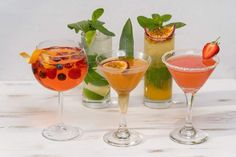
46;69;57;79
68;68;81;79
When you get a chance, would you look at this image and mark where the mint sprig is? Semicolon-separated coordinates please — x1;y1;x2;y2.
67;8;115;46
119;18;134;58
137;13;186;30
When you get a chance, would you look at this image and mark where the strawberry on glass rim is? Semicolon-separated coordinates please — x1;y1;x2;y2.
145;25;175;41
202;37;220;59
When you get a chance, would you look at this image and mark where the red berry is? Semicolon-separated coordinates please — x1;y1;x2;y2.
202;37;220;59
64;63;73;69
68;68;81;79
46;69;57;79
76;58;87;68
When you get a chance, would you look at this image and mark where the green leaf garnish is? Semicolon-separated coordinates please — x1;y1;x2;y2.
119;18;134;58
84;68;109;86
165;22;186;29
90;21;115;36
67;8;115;46
161;14;172;22
92;8;104;21
137;13;186;30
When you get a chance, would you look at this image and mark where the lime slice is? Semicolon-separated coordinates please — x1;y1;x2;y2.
86;83;110;97
83;88;104;100
85;31;96;47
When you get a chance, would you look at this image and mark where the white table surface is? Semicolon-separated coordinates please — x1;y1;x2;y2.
0;79;236;157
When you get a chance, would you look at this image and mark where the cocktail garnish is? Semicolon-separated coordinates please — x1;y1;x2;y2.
145;25;175;41
119;18;134;58
102;60;129;72
67;8;115;46
202;37;220;59
20;49;47;64
137;13;185;40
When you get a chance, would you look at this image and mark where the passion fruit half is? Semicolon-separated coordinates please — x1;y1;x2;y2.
145;25;175;41
102;60;129;72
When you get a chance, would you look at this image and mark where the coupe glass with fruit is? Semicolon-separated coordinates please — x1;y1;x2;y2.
97;50;151;147
162;40;220;144
68;8;115;109
137;14;185;108
21;40;88;141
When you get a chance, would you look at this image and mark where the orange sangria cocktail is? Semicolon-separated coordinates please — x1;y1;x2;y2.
20;40;88;141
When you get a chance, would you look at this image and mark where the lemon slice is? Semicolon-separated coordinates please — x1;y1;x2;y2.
145;25;175;41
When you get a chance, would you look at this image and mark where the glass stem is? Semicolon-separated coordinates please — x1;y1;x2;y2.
58;92;64;125
116;93;130;139
180;92;196;137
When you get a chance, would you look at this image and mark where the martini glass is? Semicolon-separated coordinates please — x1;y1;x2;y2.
32;40;88;141
162;49;219;144
96;51;151;147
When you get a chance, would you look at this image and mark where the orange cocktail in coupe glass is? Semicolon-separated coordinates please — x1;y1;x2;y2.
96;50;151;147
162;49;219;144
24;40;88;141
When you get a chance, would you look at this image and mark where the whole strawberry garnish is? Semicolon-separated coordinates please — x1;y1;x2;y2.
202;37;220;59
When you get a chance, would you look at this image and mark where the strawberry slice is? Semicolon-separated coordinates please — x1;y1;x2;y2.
202;37;220;59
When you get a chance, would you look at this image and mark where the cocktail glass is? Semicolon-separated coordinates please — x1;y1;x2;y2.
81;32;112;109
162;49;219;144
144;31;174;108
96;51;151;147
32;40;88;141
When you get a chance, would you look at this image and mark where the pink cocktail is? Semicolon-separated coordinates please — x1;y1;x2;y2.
162;49;219;145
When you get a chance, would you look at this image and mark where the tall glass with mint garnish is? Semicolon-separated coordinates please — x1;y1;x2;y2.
68;8;115;108
137;14;185;109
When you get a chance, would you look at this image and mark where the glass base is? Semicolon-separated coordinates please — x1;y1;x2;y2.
103;129;143;147
82;99;110;109
42;124;83;141
170;127;208;145
144;98;172;109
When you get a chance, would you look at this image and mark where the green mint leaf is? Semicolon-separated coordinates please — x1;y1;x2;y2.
84;68;109;86
85;31;96;46
166;22;186;29
90;21;115;36
161;14;172;22
145;66;171;88
152;14;160;19
67;20;93;33
92;8;104;21
137;16;157;29
119;18;134;58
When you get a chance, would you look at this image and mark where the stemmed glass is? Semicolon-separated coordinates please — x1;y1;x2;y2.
96;51;151;147
32;40;88;141
162;49;219;144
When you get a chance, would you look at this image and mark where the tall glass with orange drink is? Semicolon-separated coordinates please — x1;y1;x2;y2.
137;13;185;108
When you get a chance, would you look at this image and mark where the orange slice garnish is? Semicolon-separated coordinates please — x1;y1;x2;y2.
102;60;129;72
20;49;47;64
145;25;175;41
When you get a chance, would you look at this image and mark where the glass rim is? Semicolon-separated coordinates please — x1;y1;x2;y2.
36;39;85;57
81;31;112;40
96;50;151;72
161;49;220;72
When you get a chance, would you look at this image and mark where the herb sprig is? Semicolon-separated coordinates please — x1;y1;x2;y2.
137;13;186;30
119;18;134;58
67;8;115;45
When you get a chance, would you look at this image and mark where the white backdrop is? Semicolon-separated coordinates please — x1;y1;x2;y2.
0;0;235;80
